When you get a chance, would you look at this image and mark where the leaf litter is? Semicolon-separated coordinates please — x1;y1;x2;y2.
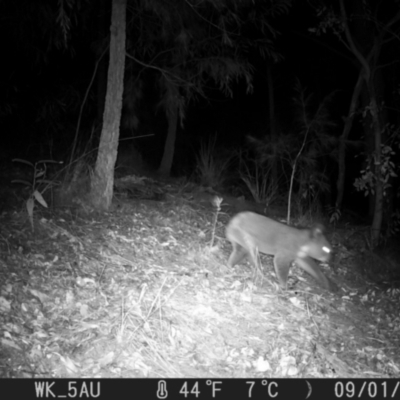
0;185;399;378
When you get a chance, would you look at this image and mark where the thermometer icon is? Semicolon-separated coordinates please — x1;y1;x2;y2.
157;380;168;399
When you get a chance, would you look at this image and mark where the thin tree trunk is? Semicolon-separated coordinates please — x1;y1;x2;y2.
267;64;275;138
339;0;383;245
91;0;126;210
158;103;178;176
335;71;363;209
266;63;278;190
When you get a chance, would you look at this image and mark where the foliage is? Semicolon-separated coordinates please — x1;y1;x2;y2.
310;0;400;245
0;1;84;158
354;124;399;197
246;83;336;220
327;206;341;226
239;153;280;209
55;0;78;46
354;124;400;244
385;210;400;239
0;0;80;64
126;0;291;122
195;137;232;188
308;4;344;39
12;159;62;230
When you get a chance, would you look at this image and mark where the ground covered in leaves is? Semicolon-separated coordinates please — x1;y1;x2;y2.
0;183;400;378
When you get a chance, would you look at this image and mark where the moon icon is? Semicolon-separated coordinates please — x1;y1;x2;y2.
305;380;312;399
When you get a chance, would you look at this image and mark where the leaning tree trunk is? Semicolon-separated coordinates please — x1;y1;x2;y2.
91;0;126;210
335;71;363;210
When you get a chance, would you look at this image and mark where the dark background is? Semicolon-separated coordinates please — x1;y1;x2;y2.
0;0;398;216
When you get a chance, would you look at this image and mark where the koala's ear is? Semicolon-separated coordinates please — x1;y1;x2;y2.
310;224;325;238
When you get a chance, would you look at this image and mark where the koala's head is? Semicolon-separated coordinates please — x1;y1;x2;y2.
298;225;331;262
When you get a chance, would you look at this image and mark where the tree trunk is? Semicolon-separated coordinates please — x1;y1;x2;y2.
267;64;275;138
266;63;278;190
339;0;385;245
96;0;108;128
91;0;126;210
335;71;363;209
158;103;178;176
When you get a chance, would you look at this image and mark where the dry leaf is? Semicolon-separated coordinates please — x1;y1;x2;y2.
0;296;11;313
